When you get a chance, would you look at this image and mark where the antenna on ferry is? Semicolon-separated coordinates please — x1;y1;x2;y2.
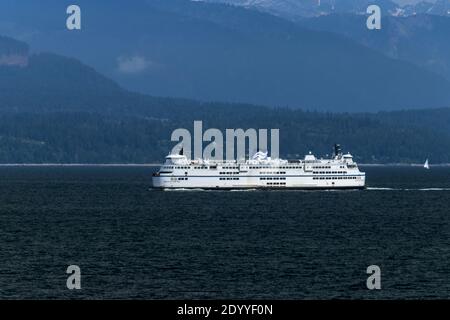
334;144;342;158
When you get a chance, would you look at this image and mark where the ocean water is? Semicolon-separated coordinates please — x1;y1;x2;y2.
0;165;450;299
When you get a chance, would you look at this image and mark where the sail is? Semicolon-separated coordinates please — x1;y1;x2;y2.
424;159;430;169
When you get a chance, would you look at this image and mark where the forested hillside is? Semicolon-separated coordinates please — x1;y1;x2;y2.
1;108;450;164
0;38;449;164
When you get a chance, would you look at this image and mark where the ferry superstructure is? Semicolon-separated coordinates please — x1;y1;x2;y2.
152;144;365;190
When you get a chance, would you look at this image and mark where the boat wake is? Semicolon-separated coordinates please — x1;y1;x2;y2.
367;187;450;191
409;188;450;191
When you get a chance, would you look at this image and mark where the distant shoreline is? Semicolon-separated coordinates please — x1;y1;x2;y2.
360;163;450;167
0;163;161;167
0;163;448;167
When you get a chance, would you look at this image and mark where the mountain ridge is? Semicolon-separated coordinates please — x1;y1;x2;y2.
1;1;450;111
298;13;450;81
197;0;450;19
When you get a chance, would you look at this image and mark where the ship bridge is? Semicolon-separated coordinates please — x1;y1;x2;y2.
164;154;189;165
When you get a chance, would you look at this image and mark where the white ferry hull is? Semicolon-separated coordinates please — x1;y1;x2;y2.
152;145;365;190
152;174;365;190
152;177;365;190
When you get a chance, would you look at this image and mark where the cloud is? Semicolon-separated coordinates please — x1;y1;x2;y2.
117;55;154;74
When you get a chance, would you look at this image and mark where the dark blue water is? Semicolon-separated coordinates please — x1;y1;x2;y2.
0;165;450;299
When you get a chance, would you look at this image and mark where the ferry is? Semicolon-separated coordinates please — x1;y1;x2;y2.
152;144;365;190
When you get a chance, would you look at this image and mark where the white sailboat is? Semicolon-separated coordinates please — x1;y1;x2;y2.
424;159;430;170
